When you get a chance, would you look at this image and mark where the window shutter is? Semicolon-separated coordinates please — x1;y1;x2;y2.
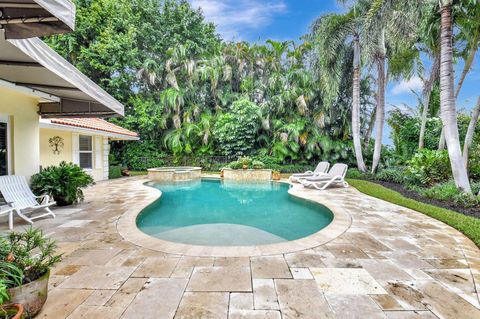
72;133;79;165
95;136;102;169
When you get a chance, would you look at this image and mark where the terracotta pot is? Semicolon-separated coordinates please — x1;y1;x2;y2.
220;170;224;178
272;172;281;180
0;304;24;319
8;270;49;317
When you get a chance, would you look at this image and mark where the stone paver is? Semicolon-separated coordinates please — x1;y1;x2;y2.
121;278;187;319
311;268;387;295
187;266;251;292
2;176;479;319
174;292;229;319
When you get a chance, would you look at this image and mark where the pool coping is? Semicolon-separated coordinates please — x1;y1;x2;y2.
116;177;352;257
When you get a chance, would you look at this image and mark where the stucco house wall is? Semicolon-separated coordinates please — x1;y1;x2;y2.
0;86;40;178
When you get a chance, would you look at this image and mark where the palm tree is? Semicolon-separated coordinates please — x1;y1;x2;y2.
455;3;480;98
362;0;422;172
310;11;367;172
463;97;480;168
438;0;471;193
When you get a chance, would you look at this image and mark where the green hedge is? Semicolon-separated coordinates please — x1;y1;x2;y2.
348;179;480;247
109;166;122;179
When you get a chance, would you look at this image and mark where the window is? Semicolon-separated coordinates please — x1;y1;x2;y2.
79;135;93;169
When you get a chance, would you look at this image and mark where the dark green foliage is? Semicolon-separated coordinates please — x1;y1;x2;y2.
405;150;451;186
110;141;166;170
109;166;123;179
252;160;265;169
421;181;480;208
0;228;62;286
346;168;364;179
348;179;480;247
214;99;261;156
31;162;94;206
374;168;406;184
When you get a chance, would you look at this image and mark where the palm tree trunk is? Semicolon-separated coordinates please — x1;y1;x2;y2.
439;4;472;193
455;30;480;98
352;34;367;172
364;108;376;147
438;127;445;149
463;97;480;168
371;55;386;173
418;53;440;149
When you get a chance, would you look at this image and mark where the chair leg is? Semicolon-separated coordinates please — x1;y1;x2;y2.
45;207;56;218
8;211;13;230
15;209;34;224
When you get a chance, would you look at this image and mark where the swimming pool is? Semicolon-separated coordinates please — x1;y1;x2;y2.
136;179;333;246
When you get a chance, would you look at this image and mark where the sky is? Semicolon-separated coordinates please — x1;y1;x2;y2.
189;0;480;145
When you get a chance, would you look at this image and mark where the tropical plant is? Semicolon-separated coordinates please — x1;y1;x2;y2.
405;149;451;186
213;99;261;156
0;228;62;285
30;162;94;206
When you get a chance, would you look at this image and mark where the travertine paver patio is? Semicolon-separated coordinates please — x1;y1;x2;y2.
1;176;480;319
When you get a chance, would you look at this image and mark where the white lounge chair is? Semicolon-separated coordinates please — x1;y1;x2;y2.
300;163;349;190
0;176;56;229
289;162;330;183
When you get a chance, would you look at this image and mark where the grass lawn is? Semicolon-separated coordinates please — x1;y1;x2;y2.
348;179;480;248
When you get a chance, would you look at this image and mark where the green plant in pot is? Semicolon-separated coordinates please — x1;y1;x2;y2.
0;228;62;317
31;161;94;206
0;263;24;319
239;157;252;169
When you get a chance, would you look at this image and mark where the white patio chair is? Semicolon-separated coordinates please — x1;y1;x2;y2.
289;162;330;183
300;163;349;190
0;176;56;229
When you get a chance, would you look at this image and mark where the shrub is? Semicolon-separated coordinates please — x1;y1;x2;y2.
346;168;364;179
422;181;480;208
405;149;451;186
374;168;406;184
228;160;243;169
213;99;261;156
109;166;123;179
0;228;62;287
468;145;480;180
252;160;265;169
31;161;94;206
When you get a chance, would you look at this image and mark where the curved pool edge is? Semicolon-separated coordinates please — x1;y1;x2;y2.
116;177;352;257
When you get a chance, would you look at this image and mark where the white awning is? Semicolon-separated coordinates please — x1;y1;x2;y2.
0;30;124;117
0;0;75;39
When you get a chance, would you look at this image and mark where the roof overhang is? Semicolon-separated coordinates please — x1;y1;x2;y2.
0;30;124;117
0;0;75;39
39;119;139;141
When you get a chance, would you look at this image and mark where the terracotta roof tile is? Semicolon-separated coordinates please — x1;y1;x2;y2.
49;118;138;137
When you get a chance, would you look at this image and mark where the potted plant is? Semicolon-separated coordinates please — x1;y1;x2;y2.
240;157;251;170
252;160;265;169
272;170;281;180
30;161;94;206
0;264;24;319
1;228;62;317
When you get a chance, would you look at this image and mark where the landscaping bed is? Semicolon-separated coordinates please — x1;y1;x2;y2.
372;180;480;219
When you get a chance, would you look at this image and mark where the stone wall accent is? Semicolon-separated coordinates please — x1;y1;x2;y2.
222;168;272;181
147;167;202;182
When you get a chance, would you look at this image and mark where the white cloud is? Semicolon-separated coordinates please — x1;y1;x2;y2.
391;76;424;95
189;0;287;40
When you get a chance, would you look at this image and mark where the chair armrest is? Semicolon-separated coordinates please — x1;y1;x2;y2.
36;194;51;204
305;171;313;174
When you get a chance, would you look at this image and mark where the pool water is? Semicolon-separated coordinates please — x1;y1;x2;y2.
137;179;333;246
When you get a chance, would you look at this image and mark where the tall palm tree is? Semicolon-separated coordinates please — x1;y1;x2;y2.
463;97;480;169
362;0;422;172
455;2;480;98
438;0;471;193
310;11;367;172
